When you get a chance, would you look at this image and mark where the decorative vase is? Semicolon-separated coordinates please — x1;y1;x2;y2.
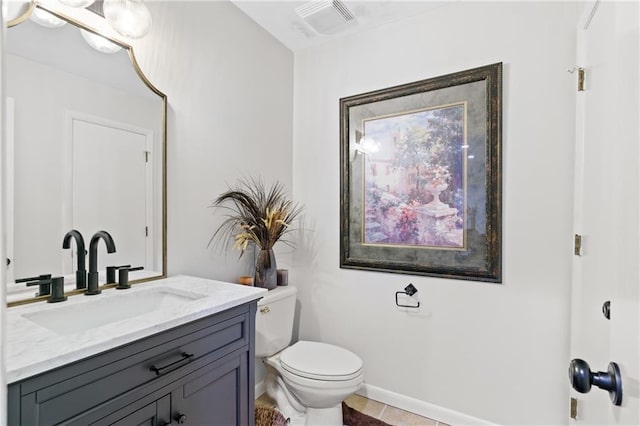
255;248;277;289
424;182;449;210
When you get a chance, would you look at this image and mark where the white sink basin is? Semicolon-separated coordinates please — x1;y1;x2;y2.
22;287;205;336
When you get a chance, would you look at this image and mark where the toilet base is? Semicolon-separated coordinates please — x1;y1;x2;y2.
265;368;346;425
305;404;343;426
265;370;306;421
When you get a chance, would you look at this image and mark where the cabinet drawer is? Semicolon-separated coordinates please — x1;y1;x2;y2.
12;303;252;426
69;349;249;426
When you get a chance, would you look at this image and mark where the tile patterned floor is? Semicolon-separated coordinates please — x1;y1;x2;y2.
256;393;450;426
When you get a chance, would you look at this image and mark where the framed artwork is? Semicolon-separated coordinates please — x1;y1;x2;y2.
339;63;502;282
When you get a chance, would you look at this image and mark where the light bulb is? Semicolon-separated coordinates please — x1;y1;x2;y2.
80;29;122;54
58;0;96;7
29;8;67;28
103;0;152;39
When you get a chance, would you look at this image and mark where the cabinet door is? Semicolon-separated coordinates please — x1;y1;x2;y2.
91;395;171;426
109;402;160;426
170;352;249;426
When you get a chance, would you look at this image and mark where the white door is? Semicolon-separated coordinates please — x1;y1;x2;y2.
569;1;640;424
70;114;150;273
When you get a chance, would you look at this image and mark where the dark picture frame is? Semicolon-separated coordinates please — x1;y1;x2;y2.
339;63;502;282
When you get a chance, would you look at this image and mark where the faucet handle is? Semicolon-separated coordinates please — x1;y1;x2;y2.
106;265;131;284
47;277;67;303
16;274;53;297
116;266;144;290
15;274;52;283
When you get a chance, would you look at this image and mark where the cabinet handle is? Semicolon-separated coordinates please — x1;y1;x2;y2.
150;352;194;376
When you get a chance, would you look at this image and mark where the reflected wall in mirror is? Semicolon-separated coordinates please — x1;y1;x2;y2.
6;4;167;305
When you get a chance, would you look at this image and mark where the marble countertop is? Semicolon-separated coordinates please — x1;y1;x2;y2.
6;275;267;384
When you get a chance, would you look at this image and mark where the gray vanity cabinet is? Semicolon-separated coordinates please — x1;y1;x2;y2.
8;302;257;426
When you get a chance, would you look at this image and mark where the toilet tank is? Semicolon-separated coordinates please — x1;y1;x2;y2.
255;285;297;357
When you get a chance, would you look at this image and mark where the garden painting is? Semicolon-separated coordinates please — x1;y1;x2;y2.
341;63;502;282
362;103;466;249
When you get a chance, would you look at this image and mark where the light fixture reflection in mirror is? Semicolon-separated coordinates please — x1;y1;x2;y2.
59;0;96;8
27;6;124;55
80;29;122;54
29;8;67;28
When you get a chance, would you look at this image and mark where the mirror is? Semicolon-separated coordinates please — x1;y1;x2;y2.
5;3;167;305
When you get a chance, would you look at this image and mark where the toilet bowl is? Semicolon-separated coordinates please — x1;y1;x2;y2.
256;287;364;425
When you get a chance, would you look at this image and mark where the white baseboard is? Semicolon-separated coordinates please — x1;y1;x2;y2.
357;383;498;426
256;380;497;426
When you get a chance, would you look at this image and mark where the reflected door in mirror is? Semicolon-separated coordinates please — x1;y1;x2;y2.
71;114;151;273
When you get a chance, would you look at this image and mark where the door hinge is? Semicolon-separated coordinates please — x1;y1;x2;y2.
574;234;582;256
570;397;578;420
569;67;585;92
577;67;585;91
145;226;149;237
144;151;150;163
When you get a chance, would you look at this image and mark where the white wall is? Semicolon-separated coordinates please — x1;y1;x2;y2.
129;1;295;282
292;2;577;425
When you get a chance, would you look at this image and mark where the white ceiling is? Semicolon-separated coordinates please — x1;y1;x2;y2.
230;1;453;51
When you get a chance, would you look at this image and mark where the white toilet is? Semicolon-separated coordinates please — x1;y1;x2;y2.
256;286;364;426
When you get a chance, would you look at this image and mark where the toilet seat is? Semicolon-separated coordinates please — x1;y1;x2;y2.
280;341;363;381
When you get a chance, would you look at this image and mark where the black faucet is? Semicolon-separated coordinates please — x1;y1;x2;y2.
62;230;87;290
86;231;116;295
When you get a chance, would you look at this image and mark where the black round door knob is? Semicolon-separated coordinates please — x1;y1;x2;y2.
569;358;623;406
175;414;187;424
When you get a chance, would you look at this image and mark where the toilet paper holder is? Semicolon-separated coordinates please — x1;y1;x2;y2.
395;283;420;308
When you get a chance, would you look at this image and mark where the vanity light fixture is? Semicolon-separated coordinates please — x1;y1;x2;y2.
55;0;153;40
30;0;152;54
80;29;122;54
103;0;152;39
29;8;67;28
58;0;96;8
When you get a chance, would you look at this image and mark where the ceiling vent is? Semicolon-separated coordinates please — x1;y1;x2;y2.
295;0;357;35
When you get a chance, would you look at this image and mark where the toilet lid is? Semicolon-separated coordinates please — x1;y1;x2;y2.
280;341;363;381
